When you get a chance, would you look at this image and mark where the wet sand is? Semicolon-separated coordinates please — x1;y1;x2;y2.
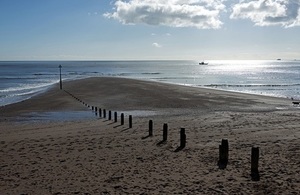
0;77;299;194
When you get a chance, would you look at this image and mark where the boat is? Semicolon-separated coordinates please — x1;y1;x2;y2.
199;61;208;65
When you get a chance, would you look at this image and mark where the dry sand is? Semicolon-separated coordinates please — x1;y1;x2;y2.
0;77;299;194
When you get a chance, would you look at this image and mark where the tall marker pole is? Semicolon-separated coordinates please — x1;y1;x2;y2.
59;65;62;90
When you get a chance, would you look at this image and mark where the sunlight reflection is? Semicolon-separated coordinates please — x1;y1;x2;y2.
208;60;271;72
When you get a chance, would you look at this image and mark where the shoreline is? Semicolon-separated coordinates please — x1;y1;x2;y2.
0;77;299;194
149;78;293;101
1;74;295;109
0;77;293;115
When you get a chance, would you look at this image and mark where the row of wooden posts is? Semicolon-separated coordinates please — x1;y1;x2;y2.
64;90;260;181
64;90;187;151
94;106;133;128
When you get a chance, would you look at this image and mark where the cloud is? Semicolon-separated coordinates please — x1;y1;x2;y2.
103;0;226;29
152;42;162;47
230;0;300;28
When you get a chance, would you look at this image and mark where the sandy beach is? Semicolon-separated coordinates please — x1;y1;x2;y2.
0;77;299;194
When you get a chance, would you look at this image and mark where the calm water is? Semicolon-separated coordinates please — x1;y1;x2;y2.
1;60;300;106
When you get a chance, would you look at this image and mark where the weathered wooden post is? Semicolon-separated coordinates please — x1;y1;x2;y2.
121;113;124;125
109;110;112;120
103;109;106;118
174;128;186;152
218;139;229;169
222;139;229;161
114;112;117;122
95;107;98;116
149;120;153;136
92;106;94;111
156;123;168;145
129;115;132;128
163;123;168;141
251;147;260;181
99;108;102;118
180;128;186;148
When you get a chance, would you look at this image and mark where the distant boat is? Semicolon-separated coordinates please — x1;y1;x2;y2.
199;61;208;65
277;58;282;61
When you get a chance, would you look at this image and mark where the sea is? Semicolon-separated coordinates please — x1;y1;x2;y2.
1;60;300;107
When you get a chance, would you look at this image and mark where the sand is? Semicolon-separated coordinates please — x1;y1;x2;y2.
0;77;299;194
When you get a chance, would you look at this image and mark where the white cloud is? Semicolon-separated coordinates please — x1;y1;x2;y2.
152;42;162;47
230;0;300;28
104;0;226;29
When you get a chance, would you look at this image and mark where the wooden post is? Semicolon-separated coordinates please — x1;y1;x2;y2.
99;108;102;118
109;110;112;120
149;120;153;136
121;113;124;125
163;123;168;141
95;107;98;116
129;115;132;128
251;147;260;181
92;106;94;111
180;128;186;148
218;139;229;169
114;112;117;122
222;139;229;162
103;109;106;118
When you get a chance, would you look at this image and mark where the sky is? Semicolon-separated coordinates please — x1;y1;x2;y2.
0;0;300;61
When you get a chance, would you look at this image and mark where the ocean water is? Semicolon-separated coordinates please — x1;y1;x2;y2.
1;60;300;106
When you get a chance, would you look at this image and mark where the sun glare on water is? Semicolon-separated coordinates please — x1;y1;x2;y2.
208;60;270;72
